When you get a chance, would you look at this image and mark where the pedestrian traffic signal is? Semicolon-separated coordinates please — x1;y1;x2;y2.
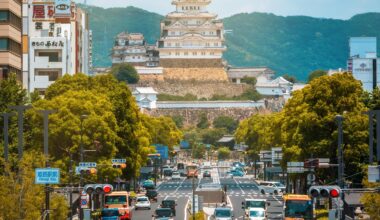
308;186;341;198
84;184;113;194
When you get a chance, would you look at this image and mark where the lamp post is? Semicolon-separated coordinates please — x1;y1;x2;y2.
335;115;344;189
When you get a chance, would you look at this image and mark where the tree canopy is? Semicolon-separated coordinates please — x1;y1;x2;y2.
110;63;139;84
213;115;239;134
308;69;327;83
218;147;231;160
236;72;369;185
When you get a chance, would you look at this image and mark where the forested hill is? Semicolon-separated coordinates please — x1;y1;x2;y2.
82;4;380;81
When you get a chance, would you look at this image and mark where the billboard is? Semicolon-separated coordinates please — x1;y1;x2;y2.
154;144;169;160
352;58;376;91
180;140;190;149
55;0;71;17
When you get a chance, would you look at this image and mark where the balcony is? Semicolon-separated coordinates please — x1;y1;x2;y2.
34;75;53;89
33;56;62;68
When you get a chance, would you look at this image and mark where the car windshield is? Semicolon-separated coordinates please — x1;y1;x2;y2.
101;209;119;217
249;210;265;217
156;209;172;217
215;209;231;217
173;172;179;175
274;183;285;187
285;200;313;219
162;200;175;206
137;197;148;202
105;195;127;204
246;201;266;208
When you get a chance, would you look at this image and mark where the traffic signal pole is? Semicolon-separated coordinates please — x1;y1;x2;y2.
39;110;56;220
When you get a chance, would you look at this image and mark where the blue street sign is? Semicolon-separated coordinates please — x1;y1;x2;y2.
111;159;126;163
79;162;97;168
81;199;87;205
35;168;60;184
153;144;169;160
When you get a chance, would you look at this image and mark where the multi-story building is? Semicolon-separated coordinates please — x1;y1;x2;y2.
111;32;159;67
158;0;226;67
348;37;380;92
0;0;22;82
22;0;92;93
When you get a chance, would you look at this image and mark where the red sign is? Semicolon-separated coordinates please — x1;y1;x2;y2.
47;5;55;18
33;5;45;19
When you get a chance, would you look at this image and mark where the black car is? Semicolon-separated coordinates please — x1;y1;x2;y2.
161;199;176;216
146;189;158;202
203;171;211;178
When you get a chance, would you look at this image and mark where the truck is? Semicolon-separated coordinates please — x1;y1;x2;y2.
186;164;198;178
241;199;269;218
283;194;313;220
103;191;132;220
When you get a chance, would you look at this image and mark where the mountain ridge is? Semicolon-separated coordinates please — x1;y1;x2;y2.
82;4;380;81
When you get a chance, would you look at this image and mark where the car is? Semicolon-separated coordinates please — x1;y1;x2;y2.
152;208;174;220
142;180;155;189
160;199;177;216
258;181;281;195
145;189;158;202
233;162;245;167
242;199;269;217
101;208;131;220
203;170;211;178
227;169;244;177
135;196;151;210
211;207;234;220
247;208;266;220
171;171;181;180
269;181;286;192
163;168;173;177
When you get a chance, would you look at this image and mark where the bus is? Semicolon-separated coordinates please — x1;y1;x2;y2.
186;164;198;178
104;191;132;220
283;194;313;220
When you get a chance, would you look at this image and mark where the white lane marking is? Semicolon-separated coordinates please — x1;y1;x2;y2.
164;195;169;200
233;178;245;194
184;198;190;220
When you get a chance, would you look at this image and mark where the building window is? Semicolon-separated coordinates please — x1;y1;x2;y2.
175;43;180;47
170;31;175;35
193;52;197;56
214;42;218;46
0;11;8;22
168;42;172;47
210;52;214;55
0;10;21;30
168;52;171;55
0;38;21;55
175;52;180;56
36;70;60;81
184;52;188;56
196;20;201;25
201;52;206;56
206;43;210;47
35;22;43;30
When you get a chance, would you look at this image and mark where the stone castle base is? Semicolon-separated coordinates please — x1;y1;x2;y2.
159;58;224;68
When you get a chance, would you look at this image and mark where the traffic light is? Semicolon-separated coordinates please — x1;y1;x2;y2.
112;163;127;169
84;184;113;194
79;167;97;175
308;185;341;199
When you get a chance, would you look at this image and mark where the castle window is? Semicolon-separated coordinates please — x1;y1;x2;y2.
214;42;218;46
210;52;214;55
201;52;206;55
193;52;197;56
184;52;188;56
175;52;180;56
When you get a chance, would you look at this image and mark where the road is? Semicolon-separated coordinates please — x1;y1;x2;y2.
131;161;284;220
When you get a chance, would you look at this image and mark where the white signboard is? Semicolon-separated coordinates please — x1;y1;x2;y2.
55;0;71;17
287;167;305;173
111;159;126;164
79;162;97;168
368;165;380;183
287;162;304;167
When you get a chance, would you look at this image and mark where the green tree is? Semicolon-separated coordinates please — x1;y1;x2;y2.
282;74;297;83
171;115;184;128
201;128;225;146
110;63;139;84
197;112;210;129
308;69;327;83
281;73;368;183
192;144;206;159
218;147;231;160
213;116;239;133
241;76;257;86
0;151;68;220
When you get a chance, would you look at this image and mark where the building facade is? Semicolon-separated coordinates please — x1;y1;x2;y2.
348;37;379;92
227;67;275;84
0;0;22;82
158;0;226;67
23;0;91;93
112;32;159;67
132;87;158;109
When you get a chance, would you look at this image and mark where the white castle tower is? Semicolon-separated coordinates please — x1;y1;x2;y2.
158;0;226;67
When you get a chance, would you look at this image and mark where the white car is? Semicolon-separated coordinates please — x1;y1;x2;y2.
258;181;282;195
171;171;181;180
247;208;266;220
135;196;151;210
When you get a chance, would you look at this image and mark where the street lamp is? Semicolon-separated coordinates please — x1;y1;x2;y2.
335;115;344;189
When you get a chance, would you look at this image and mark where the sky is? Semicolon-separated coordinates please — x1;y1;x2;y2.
76;0;380;19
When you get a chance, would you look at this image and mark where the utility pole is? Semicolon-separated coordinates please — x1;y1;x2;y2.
1;112;15;162
39;110;56;220
335;115;344;220
192;174;195;220
79;114;87;220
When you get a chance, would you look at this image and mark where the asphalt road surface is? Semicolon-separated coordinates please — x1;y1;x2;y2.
131;161;284;220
